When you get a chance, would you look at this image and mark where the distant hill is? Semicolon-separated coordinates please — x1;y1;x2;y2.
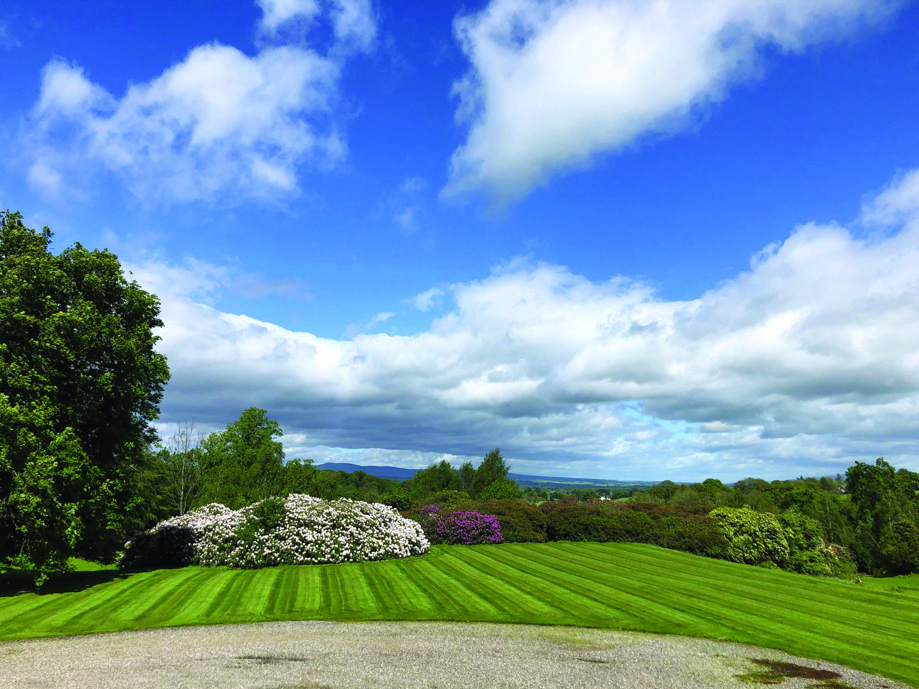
315;462;655;489
316;463;417;480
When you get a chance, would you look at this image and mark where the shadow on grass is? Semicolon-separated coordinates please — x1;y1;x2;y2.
0;568;135;597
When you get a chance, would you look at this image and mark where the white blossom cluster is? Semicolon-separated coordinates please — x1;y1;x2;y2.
121;495;429;570
119;503;233;569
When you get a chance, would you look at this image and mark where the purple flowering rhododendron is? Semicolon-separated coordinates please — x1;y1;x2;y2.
431;510;503;546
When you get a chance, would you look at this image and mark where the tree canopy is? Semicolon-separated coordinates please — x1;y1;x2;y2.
198;407;286;509
0;211;170;579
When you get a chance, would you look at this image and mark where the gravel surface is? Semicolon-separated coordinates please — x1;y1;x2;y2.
0;622;911;689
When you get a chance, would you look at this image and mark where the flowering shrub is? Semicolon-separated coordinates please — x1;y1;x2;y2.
430;510;503;545
120;495;429;570
119;503;232;569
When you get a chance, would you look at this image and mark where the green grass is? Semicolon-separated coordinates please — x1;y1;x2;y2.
68;558;118;572
861;573;919;599
1;543;917;687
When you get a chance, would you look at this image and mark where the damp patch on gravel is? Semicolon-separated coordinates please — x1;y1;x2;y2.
0;621;911;689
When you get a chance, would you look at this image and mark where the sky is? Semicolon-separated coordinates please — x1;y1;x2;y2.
2;0;919;482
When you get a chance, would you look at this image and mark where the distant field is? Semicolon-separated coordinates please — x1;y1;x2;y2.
2;543;917;687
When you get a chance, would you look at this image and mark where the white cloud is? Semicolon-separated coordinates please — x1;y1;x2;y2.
330;0;377;51
257;0;322;34
143;169;919;480
36;60;112;115
444;0;903;205
410;287;444;311
861;168;919;226
24;0;377;205
257;0;376;50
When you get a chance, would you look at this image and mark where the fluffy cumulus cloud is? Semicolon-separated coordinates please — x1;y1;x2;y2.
444;0;904;205
24;1;375;204
140;171;919;480
257;0;376;49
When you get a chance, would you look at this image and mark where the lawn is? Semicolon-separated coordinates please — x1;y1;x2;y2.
1;542;917;686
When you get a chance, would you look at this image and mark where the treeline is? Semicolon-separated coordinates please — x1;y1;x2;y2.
624;462;919;575
140;407;521;523
141;408;919;576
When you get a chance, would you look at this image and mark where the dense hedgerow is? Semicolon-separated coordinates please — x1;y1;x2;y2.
462;500;547;543
120;495;429;569
538;502;731;560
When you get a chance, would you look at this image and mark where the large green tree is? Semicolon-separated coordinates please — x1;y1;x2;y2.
0;212;170;579
846;458;919;573
471;448;512;499
198;407;285;508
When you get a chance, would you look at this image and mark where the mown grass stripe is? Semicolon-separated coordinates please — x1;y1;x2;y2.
457;546;587;619
200;569;245;620
573;543;919;656
355;562;389;614
124;569;217;626
480;545;656;624
547;544;864;636
262;567;287;617
390;556;457;615
500;544;703;630
545;543;918;680
518;544;858;645
3;571;151;635
606;543;919;631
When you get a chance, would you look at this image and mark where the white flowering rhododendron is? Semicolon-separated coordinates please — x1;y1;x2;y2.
120;495;429;569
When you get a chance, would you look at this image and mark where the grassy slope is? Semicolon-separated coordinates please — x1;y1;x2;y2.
1;543;917;686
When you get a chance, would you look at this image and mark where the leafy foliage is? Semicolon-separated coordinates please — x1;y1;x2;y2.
709;507;790;566
197;408;286;509
0;212;169;580
846;458;919;573
479;479;522;501
880;521;919;575
471;448;511;498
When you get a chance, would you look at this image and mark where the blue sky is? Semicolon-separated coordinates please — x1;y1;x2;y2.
2;0;919;481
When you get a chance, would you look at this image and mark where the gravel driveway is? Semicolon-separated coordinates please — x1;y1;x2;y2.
0;621;911;689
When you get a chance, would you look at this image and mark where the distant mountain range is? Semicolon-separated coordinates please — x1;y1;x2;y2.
315;462;656;488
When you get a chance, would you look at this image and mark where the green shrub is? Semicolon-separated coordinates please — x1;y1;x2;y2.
428;490;473;509
655;516;730;559
545;505;658;543
479;480;522;501
778;509;850;577
464;500;547;543
614;503;714;518
779;510;824;553
379;489;411;511
710;507;790;566
545;505;613;542
880;520;919;574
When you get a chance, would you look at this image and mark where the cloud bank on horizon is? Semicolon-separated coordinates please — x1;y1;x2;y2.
135;168;919;480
